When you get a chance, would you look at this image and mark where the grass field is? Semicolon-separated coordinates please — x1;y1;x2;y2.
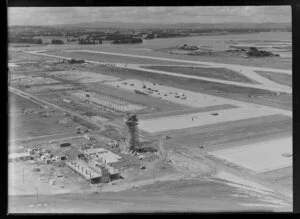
255;71;292;87
142;66;257;84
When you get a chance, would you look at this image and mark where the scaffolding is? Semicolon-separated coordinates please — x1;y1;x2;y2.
125;114;139;152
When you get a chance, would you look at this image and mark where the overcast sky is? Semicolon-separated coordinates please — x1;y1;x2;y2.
8;6;291;26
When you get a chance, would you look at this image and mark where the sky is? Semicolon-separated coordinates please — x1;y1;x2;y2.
8;6;291;26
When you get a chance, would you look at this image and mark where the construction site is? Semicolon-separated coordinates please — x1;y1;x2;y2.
8;36;293;212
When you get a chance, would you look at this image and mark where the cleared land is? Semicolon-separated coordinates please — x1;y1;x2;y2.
50;51;196;65
95;66;291;110
8;177;279;213
139;107;278;133
105;79;246;108
139;104;237;120
9;92;41;111
70;90;148;112
11;76;60;86
45;70;120;83
163;114;292;151
209;137;292;173
255;71;292;87
9;113;80;140
23;84;78;93
83;82;191;113
142;66;256;84
9;51;59;62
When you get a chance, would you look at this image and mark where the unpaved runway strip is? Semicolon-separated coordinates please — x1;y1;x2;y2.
209;137;292;173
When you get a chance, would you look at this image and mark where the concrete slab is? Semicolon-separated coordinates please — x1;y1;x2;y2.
209;137;292;173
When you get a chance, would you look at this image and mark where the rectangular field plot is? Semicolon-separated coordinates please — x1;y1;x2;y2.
70;91;148;112
139;107;277;133
46;70;120;83
11;75;60;86
209;137;292;173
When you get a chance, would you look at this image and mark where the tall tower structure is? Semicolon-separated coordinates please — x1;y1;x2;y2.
125;114;139;152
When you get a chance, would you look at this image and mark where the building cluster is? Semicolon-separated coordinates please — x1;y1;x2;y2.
9;148;67;164
66;147;121;184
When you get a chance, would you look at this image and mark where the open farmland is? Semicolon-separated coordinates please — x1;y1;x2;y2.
255;71;292;87
141;66;257;84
